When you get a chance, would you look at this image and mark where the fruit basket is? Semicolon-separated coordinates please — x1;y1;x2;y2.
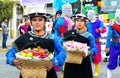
16;47;53;78
63;41;89;64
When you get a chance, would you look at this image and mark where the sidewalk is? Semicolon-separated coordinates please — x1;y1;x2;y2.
0;38;15;52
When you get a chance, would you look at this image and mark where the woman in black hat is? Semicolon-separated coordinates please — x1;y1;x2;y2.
6;8;66;78
63;13;98;78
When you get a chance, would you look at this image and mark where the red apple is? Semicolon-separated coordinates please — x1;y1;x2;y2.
39;54;48;58
31;50;40;56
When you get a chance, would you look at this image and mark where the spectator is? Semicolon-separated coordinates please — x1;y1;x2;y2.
17;19;24;36
18;19;24;30
1;17;8;49
19;18;31;35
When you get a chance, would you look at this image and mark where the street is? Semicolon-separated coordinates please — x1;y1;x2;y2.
0;52;20;78
0;52;120;78
0;0;120;77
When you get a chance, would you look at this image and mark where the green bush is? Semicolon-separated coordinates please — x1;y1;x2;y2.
0;0;14;24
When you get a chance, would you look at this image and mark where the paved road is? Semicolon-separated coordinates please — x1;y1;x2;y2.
92;62;120;78
0;52;120;78
0;52;20;78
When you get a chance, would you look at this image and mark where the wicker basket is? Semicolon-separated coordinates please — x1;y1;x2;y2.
19;59;49;78
65;51;84;64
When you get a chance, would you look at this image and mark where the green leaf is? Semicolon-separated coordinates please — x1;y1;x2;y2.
0;0;14;23
37;46;41;49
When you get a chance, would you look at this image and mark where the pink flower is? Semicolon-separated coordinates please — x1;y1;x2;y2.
63;41;89;52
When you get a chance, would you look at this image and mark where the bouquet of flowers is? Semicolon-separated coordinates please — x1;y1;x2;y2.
15;46;53;78
63;41;89;64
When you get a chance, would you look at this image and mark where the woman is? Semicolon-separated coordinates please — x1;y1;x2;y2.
19;18;31;35
6;8;66;78
63;13;98;78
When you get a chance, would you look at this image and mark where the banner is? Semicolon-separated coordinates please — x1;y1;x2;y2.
82;6;98;15
20;0;53;6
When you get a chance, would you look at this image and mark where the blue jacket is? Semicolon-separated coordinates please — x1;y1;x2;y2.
106;26;120;48
6;32;66;71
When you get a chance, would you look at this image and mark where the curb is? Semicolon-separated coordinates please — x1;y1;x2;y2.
0;49;8;52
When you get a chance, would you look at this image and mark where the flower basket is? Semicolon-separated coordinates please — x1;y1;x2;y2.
19;59;49;78
63;41;89;64
15;47;53;78
65;51;84;64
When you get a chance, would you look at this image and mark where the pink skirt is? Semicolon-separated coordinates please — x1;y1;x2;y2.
92;42;102;64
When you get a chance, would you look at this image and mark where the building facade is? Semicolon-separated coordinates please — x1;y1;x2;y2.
1;0;54;38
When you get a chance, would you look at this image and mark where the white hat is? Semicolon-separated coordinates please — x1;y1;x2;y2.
27;8;52;18
74;13;88;19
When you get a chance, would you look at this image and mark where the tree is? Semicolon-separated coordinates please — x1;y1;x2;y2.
0;0;14;25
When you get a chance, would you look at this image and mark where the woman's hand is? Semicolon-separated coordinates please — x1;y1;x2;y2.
13;59;21;70
87;51;91;55
82;51;91;58
45;61;53;71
